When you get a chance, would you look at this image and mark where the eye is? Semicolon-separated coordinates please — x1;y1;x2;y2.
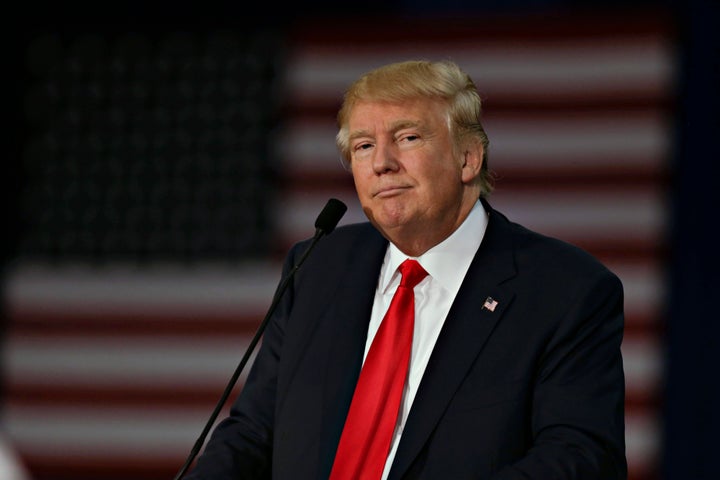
397;133;421;146
396;133;422;148
351;141;374;160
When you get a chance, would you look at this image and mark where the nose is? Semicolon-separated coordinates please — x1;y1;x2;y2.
371;142;400;174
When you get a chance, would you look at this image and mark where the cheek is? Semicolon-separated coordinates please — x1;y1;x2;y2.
422;165;464;198
351;170;372;199
420;158;460;185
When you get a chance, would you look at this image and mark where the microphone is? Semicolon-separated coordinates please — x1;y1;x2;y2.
173;198;347;480
314;197;347;234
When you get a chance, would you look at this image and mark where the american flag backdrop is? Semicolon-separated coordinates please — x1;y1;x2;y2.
4;11;675;480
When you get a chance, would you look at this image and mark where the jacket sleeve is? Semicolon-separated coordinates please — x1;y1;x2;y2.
491;268;627;480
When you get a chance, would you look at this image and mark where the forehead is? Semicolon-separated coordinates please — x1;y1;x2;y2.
348;98;448;132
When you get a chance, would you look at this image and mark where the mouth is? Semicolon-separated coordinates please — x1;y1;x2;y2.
373;185;411;198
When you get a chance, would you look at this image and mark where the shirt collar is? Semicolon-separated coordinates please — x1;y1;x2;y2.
380;200;489;294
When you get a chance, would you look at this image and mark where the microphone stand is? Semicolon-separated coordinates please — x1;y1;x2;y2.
173;199;346;479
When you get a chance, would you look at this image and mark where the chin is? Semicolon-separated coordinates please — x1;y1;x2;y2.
363;205;403;230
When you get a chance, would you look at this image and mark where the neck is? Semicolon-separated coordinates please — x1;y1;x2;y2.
386;198;478;257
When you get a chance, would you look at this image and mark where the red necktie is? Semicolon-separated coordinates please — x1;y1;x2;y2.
330;259;428;480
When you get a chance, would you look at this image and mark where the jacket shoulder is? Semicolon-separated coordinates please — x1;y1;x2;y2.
491;207;621;284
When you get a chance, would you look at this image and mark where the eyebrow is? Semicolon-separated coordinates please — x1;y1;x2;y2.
348;129;372;143
390;119;422;133
348;119;424;143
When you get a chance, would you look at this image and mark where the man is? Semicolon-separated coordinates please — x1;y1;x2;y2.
185;60;626;479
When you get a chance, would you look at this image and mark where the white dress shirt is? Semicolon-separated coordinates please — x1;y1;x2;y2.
361;200;489;480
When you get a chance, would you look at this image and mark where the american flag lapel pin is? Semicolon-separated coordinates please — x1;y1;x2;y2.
482;296;498;312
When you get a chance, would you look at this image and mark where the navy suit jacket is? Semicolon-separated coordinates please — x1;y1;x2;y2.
186;201;627;479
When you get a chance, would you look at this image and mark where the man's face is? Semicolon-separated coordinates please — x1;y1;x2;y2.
348;98;475;253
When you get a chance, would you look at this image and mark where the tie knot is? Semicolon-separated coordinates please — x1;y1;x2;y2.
398;259;428;289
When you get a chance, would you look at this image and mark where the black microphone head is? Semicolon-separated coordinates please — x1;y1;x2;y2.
315;198;347;234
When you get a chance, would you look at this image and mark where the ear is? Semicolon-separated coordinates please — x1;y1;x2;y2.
460;143;484;184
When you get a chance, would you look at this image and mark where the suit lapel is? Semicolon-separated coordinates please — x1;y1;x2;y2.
389;206;518;479
316;228;388;478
